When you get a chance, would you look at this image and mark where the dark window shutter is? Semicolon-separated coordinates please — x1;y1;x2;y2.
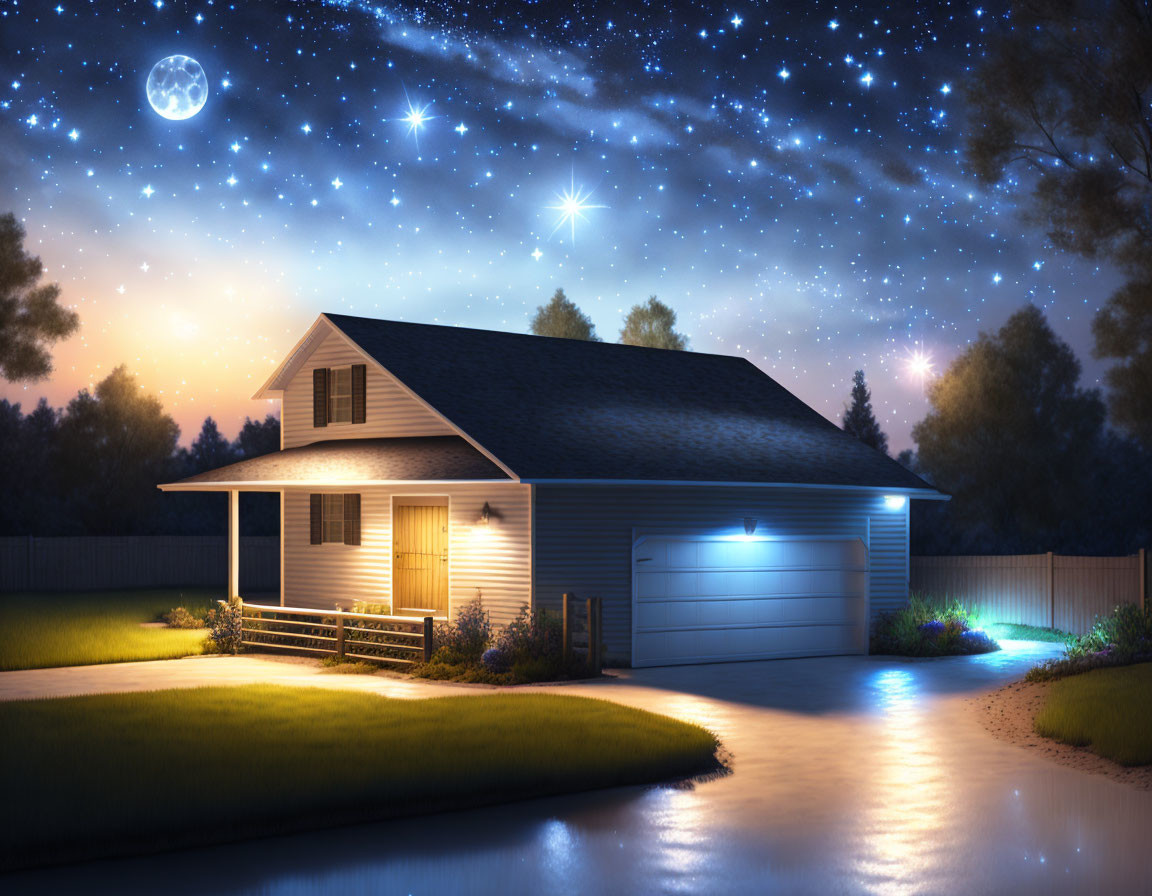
309;494;323;544
343;494;361;545
313;368;328;428
351;364;367;424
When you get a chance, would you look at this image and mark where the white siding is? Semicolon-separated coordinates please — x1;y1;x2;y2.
532;485;911;664
282;330;453;448
282;483;531;626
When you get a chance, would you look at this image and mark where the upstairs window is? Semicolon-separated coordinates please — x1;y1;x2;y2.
328;366;352;424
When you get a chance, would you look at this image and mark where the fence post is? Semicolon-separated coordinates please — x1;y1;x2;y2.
586;597;602;675
26;535;34;591
1047;551;1055;629
335;609;345;658
423;616;434;663
562;592;572;661
1140;548;1147;612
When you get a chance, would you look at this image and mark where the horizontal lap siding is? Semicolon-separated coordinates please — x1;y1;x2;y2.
283;484;530;626
282;331;453;448
532;486;909;664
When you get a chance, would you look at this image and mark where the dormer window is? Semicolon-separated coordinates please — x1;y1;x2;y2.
329;366;353;424
313;363;367;427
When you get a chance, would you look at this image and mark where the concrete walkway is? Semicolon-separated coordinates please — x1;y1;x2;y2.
5;641;1152;895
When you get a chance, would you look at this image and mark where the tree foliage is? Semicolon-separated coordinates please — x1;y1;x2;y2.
0;212;80;382
528;288;600;340
963;1;1152;443
619;296;688;350
911;305;1111;551
841;370;889;455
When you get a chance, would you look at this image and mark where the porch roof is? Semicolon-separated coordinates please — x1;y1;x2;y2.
158;436;512;491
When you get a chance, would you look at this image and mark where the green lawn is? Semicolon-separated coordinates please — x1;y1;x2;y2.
985;622;1071;643
1033;664;1152;766
0;685;721;870
0;589;219;671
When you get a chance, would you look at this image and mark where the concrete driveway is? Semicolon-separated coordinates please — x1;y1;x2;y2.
4;641;1151;895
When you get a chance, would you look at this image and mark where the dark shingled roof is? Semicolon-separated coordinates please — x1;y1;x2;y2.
323;313;938;492
165;436;509;487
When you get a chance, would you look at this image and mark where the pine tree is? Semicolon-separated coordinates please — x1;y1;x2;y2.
842;370;889;455
528;288;600;340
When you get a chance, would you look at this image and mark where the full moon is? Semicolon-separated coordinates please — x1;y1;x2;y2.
146;55;208;121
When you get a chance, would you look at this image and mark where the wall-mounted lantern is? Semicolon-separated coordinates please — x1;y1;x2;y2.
477;502;503;526
743;517;758;536
884;495;907;511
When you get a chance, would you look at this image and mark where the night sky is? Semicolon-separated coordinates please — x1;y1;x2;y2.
0;0;1113;451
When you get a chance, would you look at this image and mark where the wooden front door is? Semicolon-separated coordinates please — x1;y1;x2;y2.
393;503;449;617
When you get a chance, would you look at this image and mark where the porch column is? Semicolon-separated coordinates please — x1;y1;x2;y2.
227;489;240;598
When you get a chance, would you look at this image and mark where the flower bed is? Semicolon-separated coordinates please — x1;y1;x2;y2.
1026;604;1152;682
870;594;999;657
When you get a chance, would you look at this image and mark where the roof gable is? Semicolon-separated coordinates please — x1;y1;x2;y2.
320;313;938;492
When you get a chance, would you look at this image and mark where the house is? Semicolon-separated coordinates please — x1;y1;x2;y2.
160;313;945;666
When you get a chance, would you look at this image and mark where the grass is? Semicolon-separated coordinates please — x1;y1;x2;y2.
0;589;219;671
985;622;1072;643
1033;664;1152;766
0;685;721;869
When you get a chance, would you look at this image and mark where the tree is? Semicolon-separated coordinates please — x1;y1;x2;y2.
619;296;688;350
911;305;1106;551
528;288;600;340
841;370;889;455
962;1;1152;444
236;413;280;458
55;365;180;534
188;417;237;472
0;212;80;381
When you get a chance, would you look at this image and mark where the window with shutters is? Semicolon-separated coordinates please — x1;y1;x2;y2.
321;494;345;543
328;366;353;424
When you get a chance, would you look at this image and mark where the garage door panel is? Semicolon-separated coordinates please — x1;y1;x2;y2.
633;536;868;666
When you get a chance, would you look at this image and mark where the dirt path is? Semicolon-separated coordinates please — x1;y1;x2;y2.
971;678;1152;790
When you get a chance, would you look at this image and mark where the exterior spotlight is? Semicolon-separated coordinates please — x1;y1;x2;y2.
477;502;502;526
884;495;907;511
743;517;758;536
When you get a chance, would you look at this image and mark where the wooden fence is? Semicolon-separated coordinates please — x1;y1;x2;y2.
910;550;1149;634
0;536;279;593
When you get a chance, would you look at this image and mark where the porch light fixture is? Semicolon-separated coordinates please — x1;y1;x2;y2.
884;495;907;511
743;517;758;536
477;502;502;526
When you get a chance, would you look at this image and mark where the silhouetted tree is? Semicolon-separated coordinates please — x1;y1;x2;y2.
55;365;180;534
619;296;688;350
842;370;888;455
528;288;600;340
963;1;1152;445
0;212;80;382
236;414;280;457
911;305;1106;552
188;417;237;472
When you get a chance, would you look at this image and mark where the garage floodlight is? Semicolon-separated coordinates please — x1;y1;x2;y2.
884;495;907;510
743;517;758;536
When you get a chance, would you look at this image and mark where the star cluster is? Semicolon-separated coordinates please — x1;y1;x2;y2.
0;0;1112;448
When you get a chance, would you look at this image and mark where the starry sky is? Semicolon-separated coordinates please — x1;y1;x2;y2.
0;0;1114;451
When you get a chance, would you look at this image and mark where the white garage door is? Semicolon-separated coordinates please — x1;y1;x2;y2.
632;536;868;667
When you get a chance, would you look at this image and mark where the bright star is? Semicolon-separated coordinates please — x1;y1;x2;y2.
140;262;149;272
226;175;238;187
860;72;874;87
829;19;839;30
390;196;400;207
531;248;543;261
778;67;790;81
221;78;231;90
331;177;343;189
730;14;743;29
940;83;952;95
301;123;312;134
400;99;436;146
26;115;37;126
68;129;79;141
547;175;607;243
230;142;241;153
141;184;155;198
455;121;468;136
1033;260;1043;271
992;272;1002;284
905;348;935;383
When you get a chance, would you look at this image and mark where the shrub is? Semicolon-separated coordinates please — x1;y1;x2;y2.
203;597;243;654
481;646;511;673
493;606;563;665
433;595;491;665
162;606;205;629
1026;604;1152;681
871;593;998;657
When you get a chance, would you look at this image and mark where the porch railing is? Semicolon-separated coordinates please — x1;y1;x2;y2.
236;601;435;666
